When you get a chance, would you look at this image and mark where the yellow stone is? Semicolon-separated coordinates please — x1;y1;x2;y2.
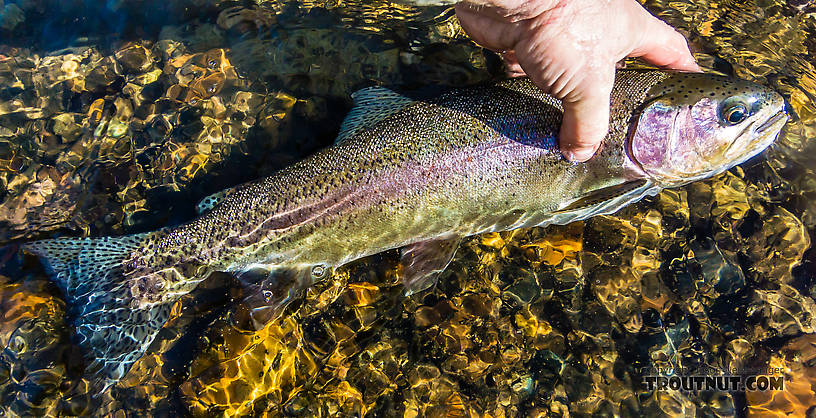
480;232;505;249
61;59;78;74
344;282;380;306
514;312;552;337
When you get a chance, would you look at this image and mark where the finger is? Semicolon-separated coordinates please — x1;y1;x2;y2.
559;79;613;162
454;4;519;52
512;38;608;161
630;11;701;72
501;51;527;77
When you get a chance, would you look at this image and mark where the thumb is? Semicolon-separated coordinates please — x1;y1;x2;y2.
559;81;612;162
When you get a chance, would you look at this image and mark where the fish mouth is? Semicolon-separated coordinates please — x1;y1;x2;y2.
720;107;788;170
755;110;788;135
723;108;786;157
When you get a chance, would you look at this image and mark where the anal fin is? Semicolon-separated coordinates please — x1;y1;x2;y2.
233;264;332;330
400;237;461;296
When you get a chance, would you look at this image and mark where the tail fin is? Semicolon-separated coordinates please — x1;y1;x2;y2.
23;233;206;392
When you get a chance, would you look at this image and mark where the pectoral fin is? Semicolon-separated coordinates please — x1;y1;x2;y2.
554;179;650;213
400;237;461;295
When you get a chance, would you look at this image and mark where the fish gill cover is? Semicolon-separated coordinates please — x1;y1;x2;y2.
0;0;814;416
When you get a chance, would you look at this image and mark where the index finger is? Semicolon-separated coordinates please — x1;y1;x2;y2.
559;80;613;162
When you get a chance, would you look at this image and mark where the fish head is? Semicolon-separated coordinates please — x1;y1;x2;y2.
628;72;787;186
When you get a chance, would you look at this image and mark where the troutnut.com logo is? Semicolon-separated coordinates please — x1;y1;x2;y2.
638;367;785;392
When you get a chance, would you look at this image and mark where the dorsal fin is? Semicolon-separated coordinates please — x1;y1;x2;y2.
196;187;234;214
335;86;414;144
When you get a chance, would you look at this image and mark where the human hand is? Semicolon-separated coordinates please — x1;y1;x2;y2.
455;0;701;161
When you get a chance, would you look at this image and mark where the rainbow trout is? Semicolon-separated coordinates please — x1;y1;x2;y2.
25;70;787;390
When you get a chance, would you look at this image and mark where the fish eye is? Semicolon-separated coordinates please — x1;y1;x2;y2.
721;100;749;125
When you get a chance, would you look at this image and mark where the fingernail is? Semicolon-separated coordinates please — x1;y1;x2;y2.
686;56;703;72
565;147;596;162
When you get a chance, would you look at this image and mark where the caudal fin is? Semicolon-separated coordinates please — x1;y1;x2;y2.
23;233;206;392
